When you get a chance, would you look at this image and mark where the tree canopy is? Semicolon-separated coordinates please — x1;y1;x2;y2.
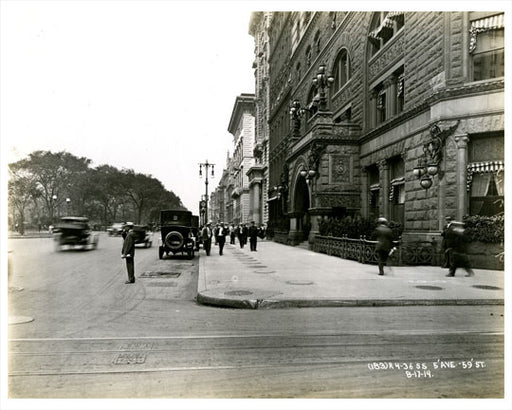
8;150;185;229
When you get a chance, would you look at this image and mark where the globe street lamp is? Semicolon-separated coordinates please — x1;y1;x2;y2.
312;64;334;111
199;160;215;224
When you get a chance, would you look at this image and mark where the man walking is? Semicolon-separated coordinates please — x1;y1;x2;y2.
239;223;248;248
248;221;259;251
374;217;394;276
121;222;136;284
201;222;213;256
445;221;475;277
217;222;227;255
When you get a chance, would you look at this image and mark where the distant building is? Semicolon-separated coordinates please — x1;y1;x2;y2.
227;93;256;225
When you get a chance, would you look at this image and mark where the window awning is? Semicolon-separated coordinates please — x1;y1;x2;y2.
368;12;403;40
469;13;504;53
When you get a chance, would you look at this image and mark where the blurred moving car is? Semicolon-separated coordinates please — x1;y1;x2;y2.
107;222;124;236
158;210;195;259
53;216;99;251
132;225;153;248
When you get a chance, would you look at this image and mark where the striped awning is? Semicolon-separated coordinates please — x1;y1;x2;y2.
469;13;504;53
471;14;505;30
467;161;504;174
368;12;403;40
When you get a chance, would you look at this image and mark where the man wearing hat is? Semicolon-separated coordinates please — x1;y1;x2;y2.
374;217;394;276
121;222;136;284
217;222;227;255
201;222;213;256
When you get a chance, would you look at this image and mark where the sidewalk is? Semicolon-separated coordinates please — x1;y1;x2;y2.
197;239;505;309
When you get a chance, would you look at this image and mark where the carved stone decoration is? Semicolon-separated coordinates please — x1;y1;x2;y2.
307;141;326;174
424;120;460;166
331;154;351;183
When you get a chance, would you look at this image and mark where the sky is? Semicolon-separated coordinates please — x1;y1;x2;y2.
2;0;510;216
1;0;257;215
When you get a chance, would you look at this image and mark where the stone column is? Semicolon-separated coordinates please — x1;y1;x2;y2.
360;167;369;218
454;134;469;220
378;160;390;219
385;76;396;118
252;181;261;224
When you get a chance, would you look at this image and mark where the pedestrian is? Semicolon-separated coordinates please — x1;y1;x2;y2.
258;224;266;240
229;224;236;244
239;223;248;248
121;222;136;284
201;222;213;256
217;222;227;255
374;217;394;276
444;221;475;277
441;216;453;268
248;221;259;251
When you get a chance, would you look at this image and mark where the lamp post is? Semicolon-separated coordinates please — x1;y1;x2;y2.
289;99;306;140
66;198;71;216
312;64;334;111
51;195;58;222
199;160;215;224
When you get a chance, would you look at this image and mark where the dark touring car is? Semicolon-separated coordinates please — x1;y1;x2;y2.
53;216;99;251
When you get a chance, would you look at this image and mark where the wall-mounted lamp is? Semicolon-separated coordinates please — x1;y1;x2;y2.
413;124;448;190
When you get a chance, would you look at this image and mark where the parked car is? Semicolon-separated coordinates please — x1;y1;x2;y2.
158;210;195;259
107;222;124;236
53;216;99;251
132;225;153;248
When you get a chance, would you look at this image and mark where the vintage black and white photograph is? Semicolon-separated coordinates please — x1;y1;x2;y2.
1;1;510;409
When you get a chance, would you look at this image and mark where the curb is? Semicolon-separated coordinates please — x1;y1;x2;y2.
196;291;504;310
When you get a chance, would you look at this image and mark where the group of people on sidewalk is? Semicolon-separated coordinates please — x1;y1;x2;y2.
373;216;475;277
200;221;265;256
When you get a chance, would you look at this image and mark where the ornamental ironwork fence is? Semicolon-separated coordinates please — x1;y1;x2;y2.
312;235;439;266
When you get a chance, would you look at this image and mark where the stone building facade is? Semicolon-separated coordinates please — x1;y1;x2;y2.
264;11;504;245
226;93;256;225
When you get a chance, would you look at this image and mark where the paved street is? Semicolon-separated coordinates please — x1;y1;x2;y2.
6;234;505;398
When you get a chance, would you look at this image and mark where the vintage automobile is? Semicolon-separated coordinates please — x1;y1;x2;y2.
53;216;99;251
132;224;153;248
107;222;124;236
158;209;195;259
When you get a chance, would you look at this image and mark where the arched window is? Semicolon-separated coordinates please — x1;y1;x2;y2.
314;30;321;54
332;48;350;93
368;12;404;57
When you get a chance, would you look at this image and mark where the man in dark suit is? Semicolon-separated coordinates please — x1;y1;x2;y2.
248;221;259;251
217;222;227;255
121;222;136;284
374;217;394;276
201;222;213;256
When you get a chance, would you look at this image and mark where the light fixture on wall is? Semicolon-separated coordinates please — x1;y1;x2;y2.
312;64;334;112
299;167;317;184
413;123;458;189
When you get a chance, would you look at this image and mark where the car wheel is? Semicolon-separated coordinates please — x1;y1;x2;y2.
165;231;184;250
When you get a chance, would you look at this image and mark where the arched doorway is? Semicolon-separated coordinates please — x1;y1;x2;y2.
294;175;311;240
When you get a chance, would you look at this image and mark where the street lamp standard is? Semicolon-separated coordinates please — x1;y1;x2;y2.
199;160;215;225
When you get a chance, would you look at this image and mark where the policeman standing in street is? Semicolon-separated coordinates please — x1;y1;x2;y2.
121;222;136;284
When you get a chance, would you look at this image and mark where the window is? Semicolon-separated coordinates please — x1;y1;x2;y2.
389;157;405;225
469;14;504;81
376;86;386;124
468;134;504;216
314;30;321;54
306;45;312;67
368;12;404;57
332;48;350;93
367;165;380;220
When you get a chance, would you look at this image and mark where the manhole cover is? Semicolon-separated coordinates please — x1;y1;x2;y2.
146;282;178;287
140;271;181;278
255;269;275;274
225;290;253;296
286;280;314;286
415;285;443;290
472;285;502;290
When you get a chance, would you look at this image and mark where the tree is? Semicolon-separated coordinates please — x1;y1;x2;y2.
8;165;41;234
